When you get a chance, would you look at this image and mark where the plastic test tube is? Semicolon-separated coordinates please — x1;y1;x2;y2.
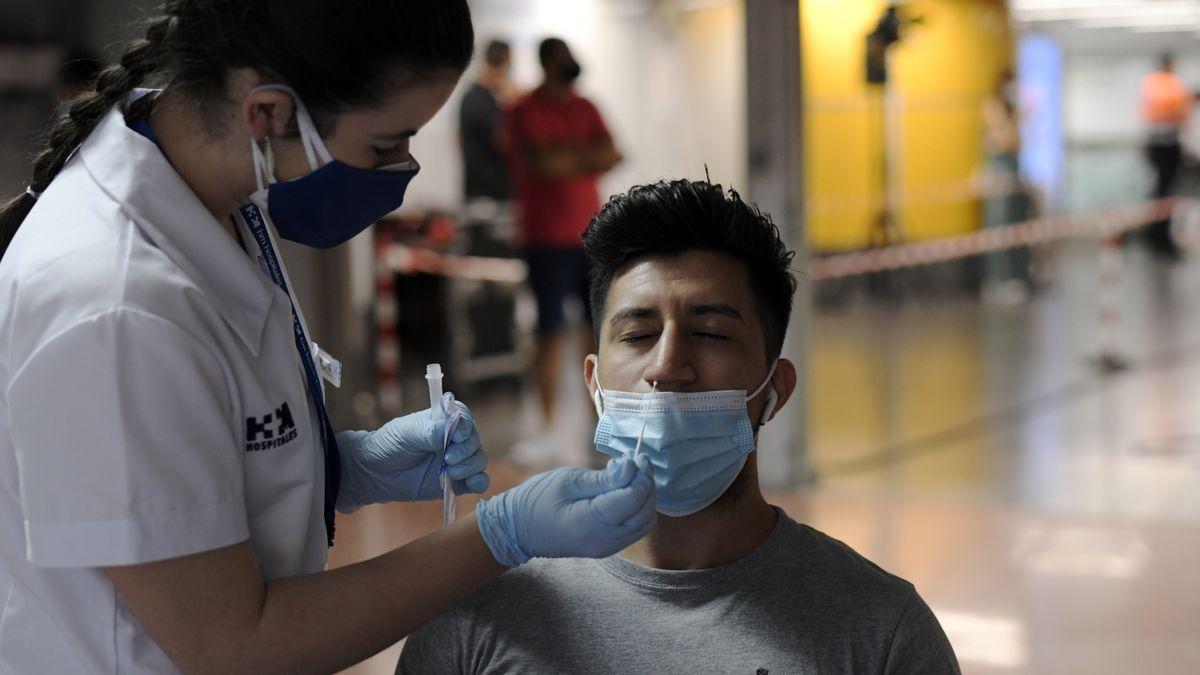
426;364;456;525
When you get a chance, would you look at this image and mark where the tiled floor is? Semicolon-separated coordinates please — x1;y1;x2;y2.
333;240;1200;674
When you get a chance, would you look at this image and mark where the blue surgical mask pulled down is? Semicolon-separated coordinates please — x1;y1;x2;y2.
591;362;778;516
245;84;419;249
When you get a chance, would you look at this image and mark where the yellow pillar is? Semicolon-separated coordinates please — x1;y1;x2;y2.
802;0;1014;252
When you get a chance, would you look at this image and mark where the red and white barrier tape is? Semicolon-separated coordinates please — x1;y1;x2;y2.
380;244;527;283
807;171;1024;217
372;241;529;416
810;198;1176;281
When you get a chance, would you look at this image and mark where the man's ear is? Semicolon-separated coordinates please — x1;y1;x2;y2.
584;354;598;398
765;358;798;424
584;354;603;418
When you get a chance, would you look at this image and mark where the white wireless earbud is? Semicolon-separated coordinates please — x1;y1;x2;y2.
758;388;778;426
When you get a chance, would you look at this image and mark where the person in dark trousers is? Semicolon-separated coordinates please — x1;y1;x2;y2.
459;39;514;202
1140;53;1193;258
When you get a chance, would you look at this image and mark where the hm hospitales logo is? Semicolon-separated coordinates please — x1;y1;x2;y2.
246;401;298;452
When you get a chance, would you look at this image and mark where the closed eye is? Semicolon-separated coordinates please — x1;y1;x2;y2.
695;332;728;340
373;144;404;159
620;334;655;344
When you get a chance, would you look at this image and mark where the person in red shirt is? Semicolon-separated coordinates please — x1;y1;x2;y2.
505;37;621;442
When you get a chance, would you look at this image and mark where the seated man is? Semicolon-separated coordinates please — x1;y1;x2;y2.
399;179;960;674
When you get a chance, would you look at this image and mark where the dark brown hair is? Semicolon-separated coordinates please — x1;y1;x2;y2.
583;178;797;361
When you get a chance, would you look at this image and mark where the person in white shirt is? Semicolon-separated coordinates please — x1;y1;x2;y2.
0;2;654;672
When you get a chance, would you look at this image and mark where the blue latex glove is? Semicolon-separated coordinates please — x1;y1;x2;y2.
476;455;656;567
335;393;489;513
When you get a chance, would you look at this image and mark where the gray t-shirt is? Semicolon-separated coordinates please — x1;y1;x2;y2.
399;510;959;674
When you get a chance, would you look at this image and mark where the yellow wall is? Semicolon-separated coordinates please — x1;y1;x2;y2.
809;312;988;487
802;0;1014;252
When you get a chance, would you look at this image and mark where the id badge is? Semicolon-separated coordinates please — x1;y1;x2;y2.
312;343;342;388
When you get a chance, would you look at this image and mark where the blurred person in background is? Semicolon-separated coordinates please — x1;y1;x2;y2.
56;48;104;108
506;37;622;463
981;67;1033;305
1141;53;1193;258
400;179;959;674
459;39;514;203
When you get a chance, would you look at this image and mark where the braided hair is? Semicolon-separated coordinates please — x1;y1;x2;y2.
0;0;474;261
0;11;175;257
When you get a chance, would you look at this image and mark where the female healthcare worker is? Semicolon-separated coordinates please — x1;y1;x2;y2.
0;1;655;672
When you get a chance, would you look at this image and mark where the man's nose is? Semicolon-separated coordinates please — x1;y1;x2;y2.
642;328;694;389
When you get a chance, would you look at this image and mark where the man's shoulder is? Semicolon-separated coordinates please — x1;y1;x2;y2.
461;83;492;104
400;557;592;658
405;557;594;645
780;518;960;673
457;556;593;610
774;514;917;600
509;90;541;114
566;92;603;116
460;84;493;116
510;89;598;113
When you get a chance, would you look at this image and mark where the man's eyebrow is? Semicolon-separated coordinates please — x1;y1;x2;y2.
688;303;744;322
608;307;657;326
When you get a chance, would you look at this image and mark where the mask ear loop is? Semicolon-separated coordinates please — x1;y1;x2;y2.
591;364;605;418
292;99;331;167
250;83;330;170
249;137;276;190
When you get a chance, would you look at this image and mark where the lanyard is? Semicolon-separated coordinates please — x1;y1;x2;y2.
238;202;341;547
125;113;339;545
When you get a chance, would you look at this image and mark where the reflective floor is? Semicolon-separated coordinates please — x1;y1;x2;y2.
333;240;1200;675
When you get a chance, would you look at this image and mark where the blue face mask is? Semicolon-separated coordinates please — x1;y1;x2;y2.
246;84;420;249
591;362;779;517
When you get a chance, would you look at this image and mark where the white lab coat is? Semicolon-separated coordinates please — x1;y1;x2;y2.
0;93;328;673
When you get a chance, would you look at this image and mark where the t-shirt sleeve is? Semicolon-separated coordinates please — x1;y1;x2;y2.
883;592;962;675
7;308;248;567
397;609;468;674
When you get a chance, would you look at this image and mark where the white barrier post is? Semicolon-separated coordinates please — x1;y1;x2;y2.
1094;233;1129;374
375;239;402;417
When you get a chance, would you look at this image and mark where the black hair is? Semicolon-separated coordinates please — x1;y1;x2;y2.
582;179;797;361
484;39;510;68
538;37;568;67
0;0;474;261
